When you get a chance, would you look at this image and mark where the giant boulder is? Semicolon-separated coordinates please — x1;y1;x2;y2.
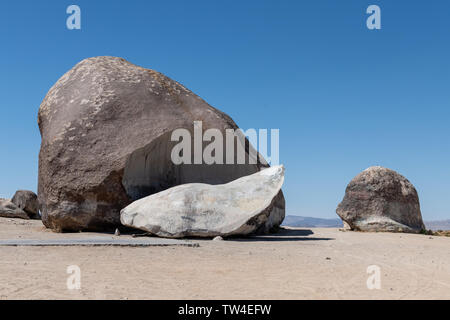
121;166;285;238
38;56;284;231
336;166;425;233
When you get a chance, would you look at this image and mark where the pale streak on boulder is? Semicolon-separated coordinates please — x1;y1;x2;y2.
0;199;30;220
121;165;285;238
336;166;425;233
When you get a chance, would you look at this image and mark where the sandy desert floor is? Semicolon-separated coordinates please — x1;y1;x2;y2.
0;217;449;300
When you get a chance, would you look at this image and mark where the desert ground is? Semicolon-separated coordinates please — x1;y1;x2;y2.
0;217;449;300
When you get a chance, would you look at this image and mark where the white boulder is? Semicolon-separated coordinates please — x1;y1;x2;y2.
121;165;285;238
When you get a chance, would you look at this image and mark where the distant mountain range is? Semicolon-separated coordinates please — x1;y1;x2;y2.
282;216;343;228
282;215;450;230
424;220;450;231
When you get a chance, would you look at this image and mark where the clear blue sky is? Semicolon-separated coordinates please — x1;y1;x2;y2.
1;1;449;220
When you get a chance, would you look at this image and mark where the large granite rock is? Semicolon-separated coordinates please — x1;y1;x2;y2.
11;190;40;219
121;166;285;238
38;56;284;231
0;199;29;220
336;166;425;233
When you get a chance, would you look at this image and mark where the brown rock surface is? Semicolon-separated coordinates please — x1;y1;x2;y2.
336;166;425;233
11;190;39;219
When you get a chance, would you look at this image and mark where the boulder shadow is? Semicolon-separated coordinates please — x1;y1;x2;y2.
231;228;334;242
109;227;334;242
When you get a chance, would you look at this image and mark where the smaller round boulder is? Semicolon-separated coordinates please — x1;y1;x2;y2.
336;166;425;233
11;190;40;219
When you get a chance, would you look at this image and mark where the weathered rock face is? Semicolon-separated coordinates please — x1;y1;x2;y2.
258;190;285;233
121;166;285;238
11;190;40;219
0;199;29;220
38;56;284;231
336;166;425;233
